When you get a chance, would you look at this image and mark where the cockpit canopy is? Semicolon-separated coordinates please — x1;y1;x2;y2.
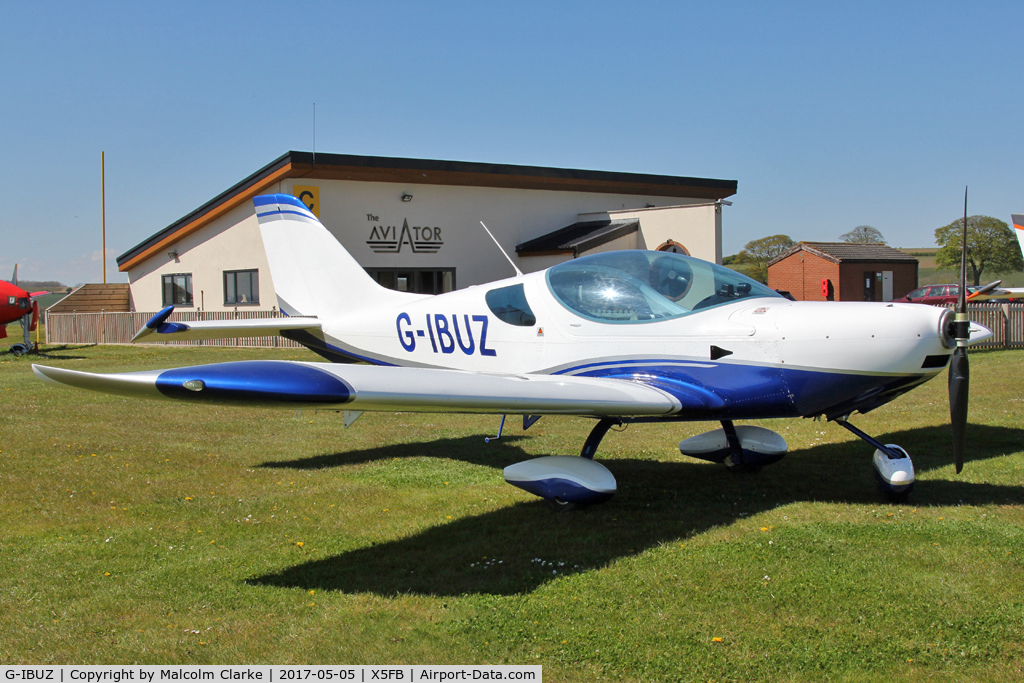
546;250;781;324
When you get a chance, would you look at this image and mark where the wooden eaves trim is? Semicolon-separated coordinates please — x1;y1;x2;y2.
118;163;295;272
288;162;734;199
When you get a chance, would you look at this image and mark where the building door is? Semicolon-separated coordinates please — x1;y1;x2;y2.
864;271;878;301
366;268;455;294
882;271;893;301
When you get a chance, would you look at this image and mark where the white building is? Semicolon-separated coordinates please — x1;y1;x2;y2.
117;152;737;312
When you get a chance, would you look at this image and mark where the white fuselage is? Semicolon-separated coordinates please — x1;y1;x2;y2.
317;270;951;421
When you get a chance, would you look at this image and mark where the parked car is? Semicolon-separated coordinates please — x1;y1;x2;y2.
893;284;980;306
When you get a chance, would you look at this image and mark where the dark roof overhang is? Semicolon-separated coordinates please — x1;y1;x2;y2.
516;219;640;257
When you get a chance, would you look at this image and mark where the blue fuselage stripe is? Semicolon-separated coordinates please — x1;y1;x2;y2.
552;359;930;420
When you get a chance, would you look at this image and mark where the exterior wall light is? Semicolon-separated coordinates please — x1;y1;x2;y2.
401;193;413;202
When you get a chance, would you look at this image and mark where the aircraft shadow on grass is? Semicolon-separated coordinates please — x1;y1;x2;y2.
3;344;95;361
258;433;534;471
249;424;1024;597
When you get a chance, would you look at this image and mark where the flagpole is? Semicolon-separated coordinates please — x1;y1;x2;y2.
101;151;106;284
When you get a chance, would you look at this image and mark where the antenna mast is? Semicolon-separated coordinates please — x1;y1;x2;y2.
480;221;523;277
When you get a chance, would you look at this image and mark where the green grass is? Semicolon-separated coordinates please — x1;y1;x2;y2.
1;344;1023;681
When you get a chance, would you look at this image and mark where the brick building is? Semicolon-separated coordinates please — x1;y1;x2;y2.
767;242;918;302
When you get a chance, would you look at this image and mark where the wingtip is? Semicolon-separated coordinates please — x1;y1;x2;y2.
32;364;65;387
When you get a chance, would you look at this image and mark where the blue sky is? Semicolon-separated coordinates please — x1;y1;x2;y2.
2;1;1021;284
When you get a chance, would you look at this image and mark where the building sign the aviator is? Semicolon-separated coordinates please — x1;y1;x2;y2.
366;217;444;254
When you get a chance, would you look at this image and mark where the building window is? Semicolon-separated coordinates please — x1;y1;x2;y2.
224;269;259;305
365;268;455;295
162;273;193;307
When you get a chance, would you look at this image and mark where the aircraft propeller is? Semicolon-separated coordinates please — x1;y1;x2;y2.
948;188;971;473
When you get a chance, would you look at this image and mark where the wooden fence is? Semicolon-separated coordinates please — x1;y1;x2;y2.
45;303;1024;349
45;310;305;348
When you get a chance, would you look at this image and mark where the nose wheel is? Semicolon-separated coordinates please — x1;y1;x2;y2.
835;419;915;502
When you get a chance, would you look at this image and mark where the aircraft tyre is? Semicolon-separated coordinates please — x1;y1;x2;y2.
545;497;580;513
726;461;762;474
10;343;28;357
874;470;914;503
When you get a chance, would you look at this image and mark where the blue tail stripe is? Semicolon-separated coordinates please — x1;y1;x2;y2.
255;209;317;220
253;194;312;211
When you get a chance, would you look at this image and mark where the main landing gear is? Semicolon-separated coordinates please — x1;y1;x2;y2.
502;414;914;510
503;417;621;512
678;420;788;472
10;312;38;357
835;418;914;502
504;417;793;512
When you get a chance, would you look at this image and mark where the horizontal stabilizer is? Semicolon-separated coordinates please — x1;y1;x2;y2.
131;305;321;342
33;361;682;415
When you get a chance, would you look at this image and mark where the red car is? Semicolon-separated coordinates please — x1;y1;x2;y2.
893;284;980;305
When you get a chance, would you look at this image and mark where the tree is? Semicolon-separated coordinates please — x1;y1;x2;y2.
840;225;886;244
738;234;795;283
934;215;1024;286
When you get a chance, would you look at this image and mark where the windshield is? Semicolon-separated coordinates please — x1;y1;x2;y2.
546;250;781;324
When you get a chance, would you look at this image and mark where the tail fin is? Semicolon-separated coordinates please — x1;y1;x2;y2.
1012;214;1024;261
254;194;423;318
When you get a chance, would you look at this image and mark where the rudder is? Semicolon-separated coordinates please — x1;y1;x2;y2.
254;194;422;318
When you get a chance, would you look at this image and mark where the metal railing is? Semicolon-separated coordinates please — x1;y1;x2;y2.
45;310;305;348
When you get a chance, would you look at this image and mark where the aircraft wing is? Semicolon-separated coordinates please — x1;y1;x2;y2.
131;306;320;343
969;287;1024;302
32;361;682;416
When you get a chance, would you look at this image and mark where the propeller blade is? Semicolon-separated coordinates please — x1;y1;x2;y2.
958;188;968;313
948;346;969;473
948;187;970;473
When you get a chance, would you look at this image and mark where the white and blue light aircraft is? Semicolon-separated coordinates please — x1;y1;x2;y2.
33;195;994;509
